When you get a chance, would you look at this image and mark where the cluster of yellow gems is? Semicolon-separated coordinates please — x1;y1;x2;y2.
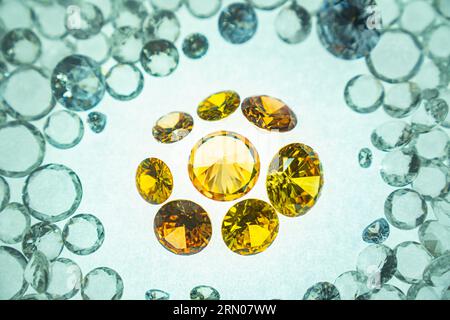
136;91;324;256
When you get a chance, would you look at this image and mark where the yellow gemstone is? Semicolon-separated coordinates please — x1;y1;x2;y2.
266;143;323;217
154;200;212;255
136;158;173;205
188;131;260;201
152;112;193;144
222;199;279;255
241;95;297;132
197;90;240;121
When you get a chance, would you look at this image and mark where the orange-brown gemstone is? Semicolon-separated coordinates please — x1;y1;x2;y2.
153;200;212;255
241;95;297;132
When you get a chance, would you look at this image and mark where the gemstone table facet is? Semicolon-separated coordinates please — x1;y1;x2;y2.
188;131;260;202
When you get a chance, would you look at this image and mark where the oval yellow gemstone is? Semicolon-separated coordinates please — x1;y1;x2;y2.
266;143;324;217
222;199;279;255
154;200;212;255
152;112;194;144
241;95;297;132
197;90;240;121
136;158;173;205
188;131;260;201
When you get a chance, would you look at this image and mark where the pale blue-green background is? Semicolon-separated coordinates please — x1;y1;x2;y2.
5;0;431;299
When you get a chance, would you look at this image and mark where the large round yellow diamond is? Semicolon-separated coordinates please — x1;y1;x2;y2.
188;131;260;202
197;90;240;121
136;158;173;205
266;143;324;217
154;200;212;255
222;199;279;255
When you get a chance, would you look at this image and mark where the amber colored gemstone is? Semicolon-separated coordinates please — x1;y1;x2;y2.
136;158;173;205
154;200;212;255
152;112;194;144
188;131;260;201
266;143;323;217
222;199;279;255
197;90;240;121
241;95;297;132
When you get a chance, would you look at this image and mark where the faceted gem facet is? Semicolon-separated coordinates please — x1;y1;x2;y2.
222;199;279;255
186;0;222;18
145;289;170;300
87;111;107;134
154;200;212;255
188;131;260;202
0;246;28;300
423;253;450;287
22;222;64;262
111;26;143;64
1;66;56;122
384;189;427;230
344;74;384;114
266;143;323;217
140;39;179;77
334;271;370;300
380;150;421;187
241;95;297;132
0;202;30;244
317;0;382;60
218;3;258;44
182;33;209;59
362;218;390;244
275;2;312;44
65;2;104;40
51;54;105;112
143;10;181;43
357;285;406;300
190;285;220;300
152;112;194;144
356;244;397;286
393;241;432;284
358;148;373;168
418;220;450;257
247;0;288;11
371;121;413;152
303;282;341;300
197;91;241;121
81;267;123;300
24;251;49;294
62;214;105;256
46;257;82;300
1;28;41;66
136;158;173;205
407;281;440;300
22;164;82;223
